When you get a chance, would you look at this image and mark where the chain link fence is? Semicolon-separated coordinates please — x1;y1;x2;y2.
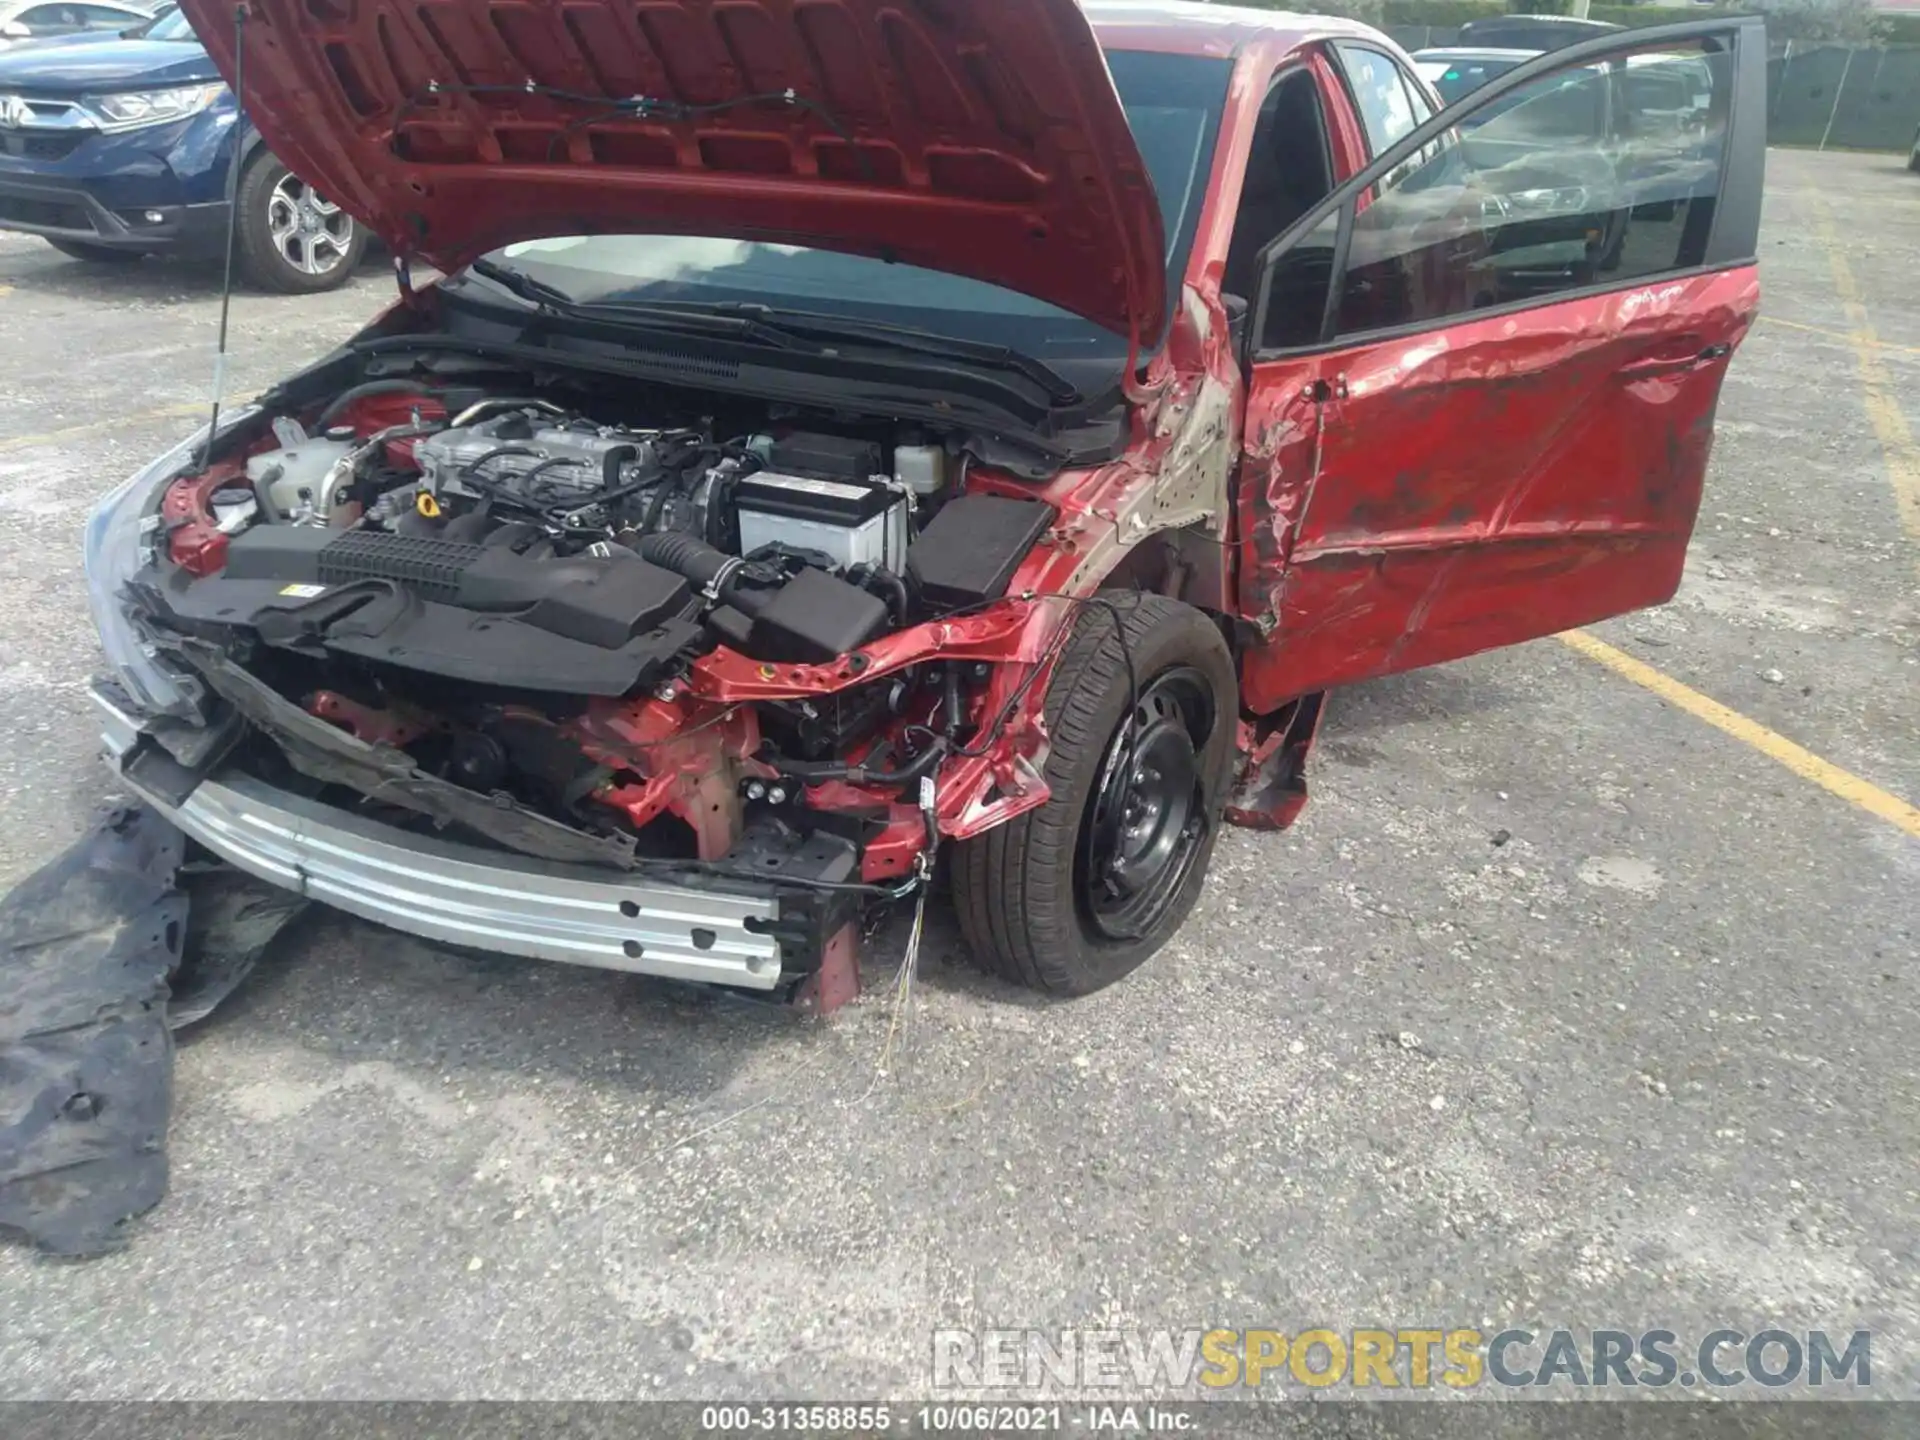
1766;41;1920;150
1386;27;1920;151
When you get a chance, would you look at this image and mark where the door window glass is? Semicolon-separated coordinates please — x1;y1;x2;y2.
1331;39;1731;341
1259;210;1340;351
1403;66;1437;128
1336;43;1422;158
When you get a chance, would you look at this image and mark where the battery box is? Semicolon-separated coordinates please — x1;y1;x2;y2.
735;470;909;573
906;494;1055;611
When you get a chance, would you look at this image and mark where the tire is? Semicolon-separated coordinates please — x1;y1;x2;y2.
233;153;365;294
952;591;1237;996
46;238;146;264
1908;132;1920;173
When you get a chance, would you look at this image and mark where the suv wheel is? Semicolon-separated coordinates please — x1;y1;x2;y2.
952;592;1236;996
46;238;145;264
234;154;364;293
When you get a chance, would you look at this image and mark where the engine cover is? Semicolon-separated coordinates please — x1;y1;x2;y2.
165;525;705;696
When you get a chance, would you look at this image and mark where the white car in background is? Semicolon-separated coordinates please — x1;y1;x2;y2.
1412;46;1542;105
0;0;157;49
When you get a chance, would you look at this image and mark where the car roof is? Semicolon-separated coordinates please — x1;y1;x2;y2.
0;0;154;13
1085;0;1385;58
1465;12;1619;26
1411;47;1543;62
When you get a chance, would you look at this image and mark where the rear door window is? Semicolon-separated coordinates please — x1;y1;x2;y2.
1335;43;1439;196
1334;43;1423;159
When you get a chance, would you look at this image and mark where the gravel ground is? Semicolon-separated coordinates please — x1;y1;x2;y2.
0;146;1914;1403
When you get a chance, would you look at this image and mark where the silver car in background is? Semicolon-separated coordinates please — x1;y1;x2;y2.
0;0;158;49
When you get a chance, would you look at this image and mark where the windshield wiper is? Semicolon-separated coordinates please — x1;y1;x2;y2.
565;298;818;351
696;303;1083;405
467;257;576;312
460;265;1079;405
464;260;816;351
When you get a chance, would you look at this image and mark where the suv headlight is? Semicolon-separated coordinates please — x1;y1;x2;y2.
84;409;255;718
81;84;226;133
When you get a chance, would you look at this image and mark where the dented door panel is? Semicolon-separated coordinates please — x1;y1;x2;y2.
1239;264;1757;711
1233;18;1766;714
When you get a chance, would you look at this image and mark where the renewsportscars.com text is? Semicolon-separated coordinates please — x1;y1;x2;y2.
931;1327;1872;1391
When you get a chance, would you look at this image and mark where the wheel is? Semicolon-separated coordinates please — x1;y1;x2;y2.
233;153;365;293
952;591;1236;996
1908;130;1920;173
46;238;146;264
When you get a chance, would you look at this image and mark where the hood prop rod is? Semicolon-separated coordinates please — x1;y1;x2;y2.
195;2;247;471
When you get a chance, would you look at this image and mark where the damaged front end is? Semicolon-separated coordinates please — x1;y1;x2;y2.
85;348;1095;1010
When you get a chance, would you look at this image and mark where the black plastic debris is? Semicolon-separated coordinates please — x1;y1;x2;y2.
0;803;184;1255
0;801;307;1256
170;864;308;1028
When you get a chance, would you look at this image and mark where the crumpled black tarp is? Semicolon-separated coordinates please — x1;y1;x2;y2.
0;802;307;1256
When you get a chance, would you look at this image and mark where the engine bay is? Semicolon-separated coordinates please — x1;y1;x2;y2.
135;365;1060;875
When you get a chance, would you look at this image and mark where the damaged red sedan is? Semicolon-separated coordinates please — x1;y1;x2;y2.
82;0;1765;1009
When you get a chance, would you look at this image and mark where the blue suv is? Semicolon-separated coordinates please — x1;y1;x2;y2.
0;5;364;290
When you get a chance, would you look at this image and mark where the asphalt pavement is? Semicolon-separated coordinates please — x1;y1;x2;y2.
0;147;1914;1402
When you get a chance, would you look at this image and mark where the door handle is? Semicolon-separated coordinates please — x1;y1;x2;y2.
1618;341;1730;379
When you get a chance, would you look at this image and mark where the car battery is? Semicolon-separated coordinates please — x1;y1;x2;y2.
734;470;909;573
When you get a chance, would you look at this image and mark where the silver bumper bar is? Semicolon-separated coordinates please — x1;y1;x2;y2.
95;690;785;990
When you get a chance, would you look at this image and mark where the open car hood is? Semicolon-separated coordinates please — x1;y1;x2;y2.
181;0;1167;338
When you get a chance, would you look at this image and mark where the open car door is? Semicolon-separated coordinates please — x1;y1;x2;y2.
1234;18;1765;712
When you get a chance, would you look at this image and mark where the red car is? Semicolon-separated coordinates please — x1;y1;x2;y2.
83;1;1765;1009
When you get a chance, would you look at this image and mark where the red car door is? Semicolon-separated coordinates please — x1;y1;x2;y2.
1234;19;1766;713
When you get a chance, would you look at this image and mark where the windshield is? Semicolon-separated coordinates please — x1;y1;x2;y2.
1416;55;1533;105
463;49;1231;387
137;7;195;40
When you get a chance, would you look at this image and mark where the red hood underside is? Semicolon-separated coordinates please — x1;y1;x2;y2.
184;0;1168;337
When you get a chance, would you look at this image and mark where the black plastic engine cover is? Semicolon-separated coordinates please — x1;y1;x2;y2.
170;526;704;696
223;526;695;650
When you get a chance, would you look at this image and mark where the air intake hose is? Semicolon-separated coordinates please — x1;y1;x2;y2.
634;532;768;614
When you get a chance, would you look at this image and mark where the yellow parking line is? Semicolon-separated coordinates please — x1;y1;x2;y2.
1759;313;1920;359
1808;202;1920;571
0;402;209;453
1558;629;1920;841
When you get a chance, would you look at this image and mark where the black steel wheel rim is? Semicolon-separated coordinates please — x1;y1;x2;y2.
1078;665;1216;942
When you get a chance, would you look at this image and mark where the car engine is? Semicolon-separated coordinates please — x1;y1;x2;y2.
408;405;732;542
154;390;1049;700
